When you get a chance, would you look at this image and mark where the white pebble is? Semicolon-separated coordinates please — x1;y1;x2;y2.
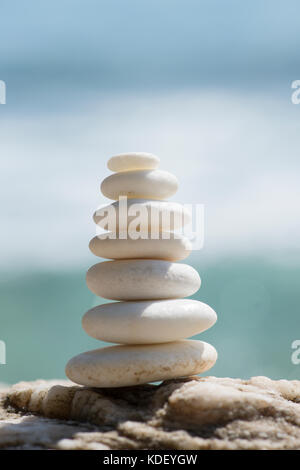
82;299;217;344
101;169;178;200
107;152;160;172
93;199;191;232
86;259;201;300
89;232;192;261
65;340;217;387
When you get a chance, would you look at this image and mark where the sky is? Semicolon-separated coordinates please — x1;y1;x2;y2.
1;0;300;270
1;0;300;91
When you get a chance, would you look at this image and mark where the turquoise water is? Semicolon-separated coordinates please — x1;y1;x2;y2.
1;256;299;384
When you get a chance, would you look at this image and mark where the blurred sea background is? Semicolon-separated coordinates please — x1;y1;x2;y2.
1;0;300;384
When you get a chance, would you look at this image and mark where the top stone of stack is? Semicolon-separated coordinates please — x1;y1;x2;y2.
107;152;160;172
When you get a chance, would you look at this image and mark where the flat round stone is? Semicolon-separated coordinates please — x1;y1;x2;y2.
65;340;217;387
101;169;178;201
82;299;217;344
93;199;191;232
86;260;201;300
107;153;160;172
89;232;192;261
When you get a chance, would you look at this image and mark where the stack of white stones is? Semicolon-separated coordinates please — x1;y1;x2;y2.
66;153;217;388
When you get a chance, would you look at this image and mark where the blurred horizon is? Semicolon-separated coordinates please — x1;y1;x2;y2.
0;0;299;383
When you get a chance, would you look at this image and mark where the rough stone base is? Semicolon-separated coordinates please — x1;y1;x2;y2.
1;376;300;450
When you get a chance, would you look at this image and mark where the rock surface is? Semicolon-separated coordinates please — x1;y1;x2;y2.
1;376;300;450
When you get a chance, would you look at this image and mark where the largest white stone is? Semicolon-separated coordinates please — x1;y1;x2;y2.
86;260;201;300
65;340;217;387
82;299;217;344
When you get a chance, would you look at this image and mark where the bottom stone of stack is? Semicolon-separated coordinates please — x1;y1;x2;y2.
65;340;217;388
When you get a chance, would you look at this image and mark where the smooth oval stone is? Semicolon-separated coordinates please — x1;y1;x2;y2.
107;152;160;172
82;299;217;344
89;232;192;261
65;340;217;387
86;260;201;300
101;170;178;201
93;199;191;232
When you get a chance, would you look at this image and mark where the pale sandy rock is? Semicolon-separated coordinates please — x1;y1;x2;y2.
86;259;201;300
93;199;191;232
107;152;160;172
89;232;192;261
2;376;300;449
82;299;217;344
101;169;178;200
65;340;217;387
